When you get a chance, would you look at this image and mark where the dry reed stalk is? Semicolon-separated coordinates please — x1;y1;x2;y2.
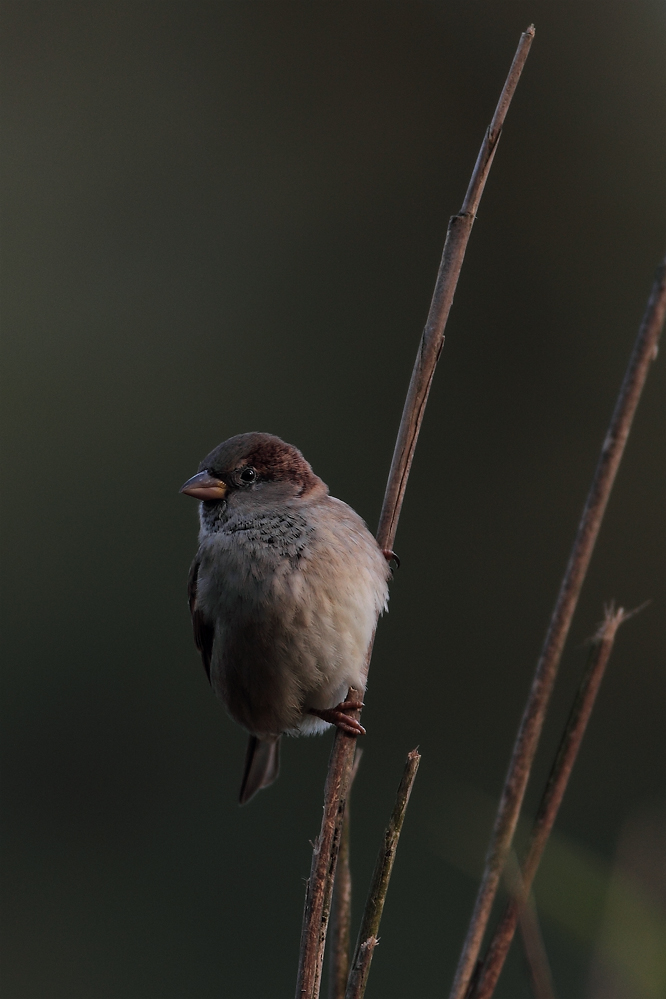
295;26;536;999
472;604;644;998
328;750;362;999
345;749;421;999
450;261;666;999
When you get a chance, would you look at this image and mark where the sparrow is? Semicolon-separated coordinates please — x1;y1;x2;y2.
180;433;391;804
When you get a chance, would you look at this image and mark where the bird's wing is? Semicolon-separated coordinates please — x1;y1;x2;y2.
188;556;214;685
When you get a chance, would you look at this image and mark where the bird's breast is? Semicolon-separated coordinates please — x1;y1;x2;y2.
194;498;390;732
196;509;316;619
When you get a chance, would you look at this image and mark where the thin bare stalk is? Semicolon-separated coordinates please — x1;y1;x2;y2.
296;693;362;999
345;938;377;999
295;28;535;999
449;260;666;999
345;749;421;999
473;605;637;999
328;750;363;999
376;24;535;550
503;852;557;999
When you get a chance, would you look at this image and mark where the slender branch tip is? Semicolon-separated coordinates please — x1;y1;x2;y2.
594;598;651;638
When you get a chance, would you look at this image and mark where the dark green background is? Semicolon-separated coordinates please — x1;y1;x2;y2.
1;3;664;997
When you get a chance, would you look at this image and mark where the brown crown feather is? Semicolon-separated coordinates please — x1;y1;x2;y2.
199;432;323;495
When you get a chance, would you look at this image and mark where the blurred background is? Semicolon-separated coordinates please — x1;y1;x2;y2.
1;3;664;997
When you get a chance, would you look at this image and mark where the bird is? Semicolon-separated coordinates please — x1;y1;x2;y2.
180;432;391;804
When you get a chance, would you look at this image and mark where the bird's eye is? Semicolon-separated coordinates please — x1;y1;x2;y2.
239;467;256;483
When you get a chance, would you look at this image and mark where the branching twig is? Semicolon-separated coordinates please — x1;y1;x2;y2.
328;750;362;999
472;604;638;998
345;749;421;999
295;27;535;999
449;260;666;999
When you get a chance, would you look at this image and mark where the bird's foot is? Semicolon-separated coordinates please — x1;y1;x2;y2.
309;699;366;736
382;549;400;569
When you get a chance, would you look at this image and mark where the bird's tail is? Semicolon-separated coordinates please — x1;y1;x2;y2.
239;735;281;805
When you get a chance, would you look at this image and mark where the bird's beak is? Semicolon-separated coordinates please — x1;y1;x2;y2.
179;471;229;501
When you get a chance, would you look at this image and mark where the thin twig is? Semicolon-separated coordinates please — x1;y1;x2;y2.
328;750;363;999
376;24;535;551
296;695;361;999
473;604;636;999
503;852;557;999
345;750;421;999
345;938;378;999
449;259;666;999
295;28;535;999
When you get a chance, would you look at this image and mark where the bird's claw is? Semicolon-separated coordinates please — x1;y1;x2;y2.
382;549;400;569
309;699;366;736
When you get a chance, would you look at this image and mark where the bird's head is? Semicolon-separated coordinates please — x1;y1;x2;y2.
180;433;325;525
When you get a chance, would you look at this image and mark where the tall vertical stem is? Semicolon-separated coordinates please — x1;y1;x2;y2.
295;26;536;999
